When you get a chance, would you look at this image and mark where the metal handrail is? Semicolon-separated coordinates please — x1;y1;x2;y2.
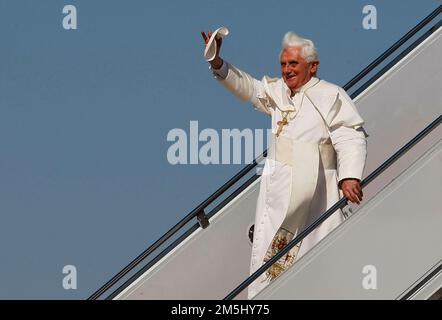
105;172;260;300
350;19;442;99
400;261;442;300
87;153;266;300
88;5;442;300
343;5;441;91
224;115;442;300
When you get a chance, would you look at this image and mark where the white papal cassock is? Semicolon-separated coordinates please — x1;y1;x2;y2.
211;61;368;299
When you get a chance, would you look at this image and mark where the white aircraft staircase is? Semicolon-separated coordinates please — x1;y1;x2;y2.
88;6;442;300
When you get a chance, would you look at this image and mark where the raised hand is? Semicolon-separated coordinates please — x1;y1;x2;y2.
201;31;223;69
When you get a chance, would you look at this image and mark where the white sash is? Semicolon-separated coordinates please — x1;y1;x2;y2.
267;134;336;233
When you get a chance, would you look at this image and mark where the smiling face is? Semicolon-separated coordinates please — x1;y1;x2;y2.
280;47;319;92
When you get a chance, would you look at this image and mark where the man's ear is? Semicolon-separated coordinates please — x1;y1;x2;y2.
311;61;320;74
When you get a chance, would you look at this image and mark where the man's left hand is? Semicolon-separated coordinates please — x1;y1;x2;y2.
340;179;363;205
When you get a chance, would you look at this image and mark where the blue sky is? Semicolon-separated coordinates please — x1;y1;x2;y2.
0;0;439;299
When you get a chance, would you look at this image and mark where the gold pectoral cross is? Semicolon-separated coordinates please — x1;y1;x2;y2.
276;113;289;137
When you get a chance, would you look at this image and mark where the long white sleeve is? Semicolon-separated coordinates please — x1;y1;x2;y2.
328;88;368;184
211;61;274;115
331;125;367;184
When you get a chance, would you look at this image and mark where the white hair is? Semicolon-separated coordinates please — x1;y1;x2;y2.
280;31;318;62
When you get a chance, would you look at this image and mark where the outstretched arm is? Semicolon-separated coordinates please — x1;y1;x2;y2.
201;31;274;115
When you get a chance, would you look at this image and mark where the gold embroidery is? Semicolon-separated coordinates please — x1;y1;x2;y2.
262;229;301;282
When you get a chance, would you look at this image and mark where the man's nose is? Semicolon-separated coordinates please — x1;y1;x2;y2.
282;65;290;74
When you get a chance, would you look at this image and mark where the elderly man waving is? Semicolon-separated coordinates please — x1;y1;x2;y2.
202;30;367;299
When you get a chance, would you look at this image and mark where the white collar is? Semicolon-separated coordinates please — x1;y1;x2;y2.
285;76;320;97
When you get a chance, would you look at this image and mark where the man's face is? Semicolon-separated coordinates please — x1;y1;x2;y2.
280;47;319;92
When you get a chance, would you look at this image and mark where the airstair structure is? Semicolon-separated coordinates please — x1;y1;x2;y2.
89;6;442;300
